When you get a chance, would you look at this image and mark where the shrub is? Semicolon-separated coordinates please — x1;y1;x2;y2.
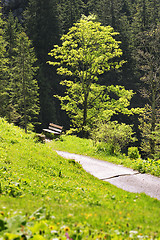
128;147;141;160
132;158;160;176
96;142;119;155
91;121;136;155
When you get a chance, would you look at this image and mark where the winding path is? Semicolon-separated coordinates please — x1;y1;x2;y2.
56;150;160;200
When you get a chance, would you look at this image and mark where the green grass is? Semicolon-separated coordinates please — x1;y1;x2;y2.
0;118;160;239
49;135;160;177
48;135;124;162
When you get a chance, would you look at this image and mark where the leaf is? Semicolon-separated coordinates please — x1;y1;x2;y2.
7;215;26;233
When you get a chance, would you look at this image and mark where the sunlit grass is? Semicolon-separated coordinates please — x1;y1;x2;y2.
49;135;123;162
0;118;160;239
49;135;160;176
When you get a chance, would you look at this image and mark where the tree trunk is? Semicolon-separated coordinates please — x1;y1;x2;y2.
150;84;156;156
22;43;27;133
110;0;115;28
82;92;89;138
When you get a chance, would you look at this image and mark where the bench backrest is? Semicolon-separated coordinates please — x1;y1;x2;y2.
43;123;63;135
49;123;63;130
49;123;63;134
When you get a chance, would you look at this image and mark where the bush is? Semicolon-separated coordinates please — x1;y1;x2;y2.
132;158;160;176
91;121;136;155
96;142;120;155
128;147;141;160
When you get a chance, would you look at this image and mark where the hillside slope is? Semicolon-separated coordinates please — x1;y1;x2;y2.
0;118;160;239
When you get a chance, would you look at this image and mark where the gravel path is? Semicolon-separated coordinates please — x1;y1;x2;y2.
56;150;160;200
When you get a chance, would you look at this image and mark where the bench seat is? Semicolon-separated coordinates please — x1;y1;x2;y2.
43;123;63;135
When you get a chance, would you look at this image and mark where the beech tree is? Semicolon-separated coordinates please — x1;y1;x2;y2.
48;15;125;136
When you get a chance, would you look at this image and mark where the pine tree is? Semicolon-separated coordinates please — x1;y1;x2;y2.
24;0;60;126
3;12;22;123
136;25;160;157
0;4;8;118
24;0;59;61
12;32;40;132
133;0;150;35
57;0;85;34
87;0;124;28
132;0;160;34
150;0;160;26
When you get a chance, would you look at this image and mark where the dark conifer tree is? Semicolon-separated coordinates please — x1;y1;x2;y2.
12;31;39;133
136;25;160;157
24;0;60;127
3;12;22;123
57;0;85;34
0;5;8;118
87;0;123;28
150;0;160;26
2;11;40;131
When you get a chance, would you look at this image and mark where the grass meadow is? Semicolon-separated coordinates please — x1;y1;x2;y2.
0;118;160;239
49;135;160;177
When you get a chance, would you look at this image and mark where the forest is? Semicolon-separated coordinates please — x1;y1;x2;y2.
0;0;160;159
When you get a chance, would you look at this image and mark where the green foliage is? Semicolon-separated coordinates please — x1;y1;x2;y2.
2;0;160;135
95;141;118;156
12;31;40;132
139;105;160;158
91;121;136;155
128;147;141;160
132;158;160;175
132;0;152;32
49;14;124;76
0;13;40;133
2;12;22;124
135;25;160;157
131;0;160;34
0;6;8;118
24;0;59;60
24;0;59;125
57;0;85;34
48;15;125;135
88;0;124;28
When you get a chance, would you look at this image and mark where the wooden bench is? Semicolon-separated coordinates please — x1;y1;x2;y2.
43;123;63;135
